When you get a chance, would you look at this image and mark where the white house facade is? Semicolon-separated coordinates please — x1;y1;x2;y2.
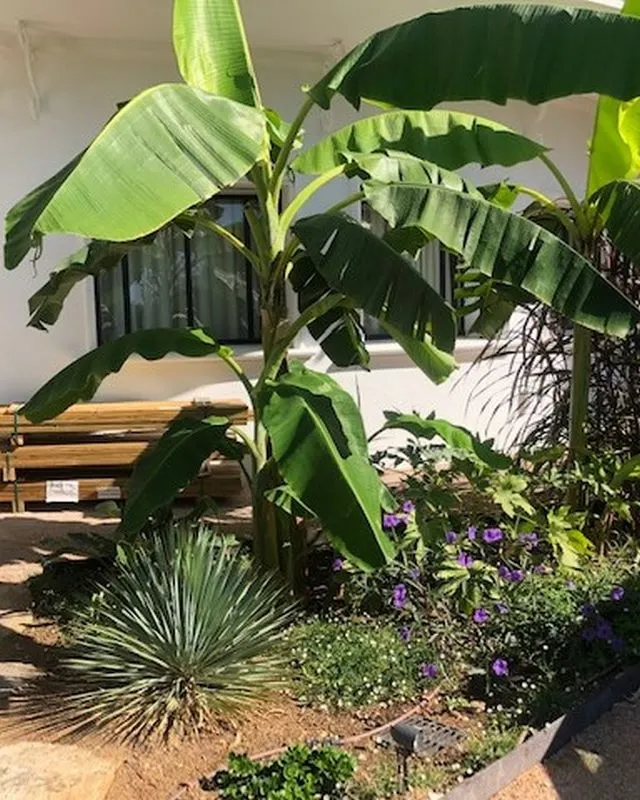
0;0;624;446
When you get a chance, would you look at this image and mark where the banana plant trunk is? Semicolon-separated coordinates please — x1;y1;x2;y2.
251;300;307;595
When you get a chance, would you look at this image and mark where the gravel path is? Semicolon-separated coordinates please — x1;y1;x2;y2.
495;691;640;799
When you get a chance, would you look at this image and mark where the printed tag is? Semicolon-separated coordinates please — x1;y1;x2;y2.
96;486;122;500
45;480;79;504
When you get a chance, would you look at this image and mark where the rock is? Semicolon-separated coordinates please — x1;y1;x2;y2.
0;662;43;691
0;742;118;800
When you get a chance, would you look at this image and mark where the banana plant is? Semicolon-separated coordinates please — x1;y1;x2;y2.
462;0;640;463
5;1;640;587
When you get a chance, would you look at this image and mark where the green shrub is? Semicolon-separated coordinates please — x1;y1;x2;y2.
208;745;356;800
290;617;437;708
28;557;112;627
30;525;296;742
428;558;640;727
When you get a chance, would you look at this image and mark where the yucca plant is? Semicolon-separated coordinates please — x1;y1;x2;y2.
23;525;296;744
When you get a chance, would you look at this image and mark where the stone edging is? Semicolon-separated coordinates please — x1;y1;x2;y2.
444;662;640;800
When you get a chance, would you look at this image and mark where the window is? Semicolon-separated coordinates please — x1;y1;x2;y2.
95;194;261;345
361;204;469;338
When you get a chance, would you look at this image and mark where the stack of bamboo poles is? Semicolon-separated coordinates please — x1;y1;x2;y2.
0;400;249;512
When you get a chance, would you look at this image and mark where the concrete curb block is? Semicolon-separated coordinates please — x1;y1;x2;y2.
444;662;640;800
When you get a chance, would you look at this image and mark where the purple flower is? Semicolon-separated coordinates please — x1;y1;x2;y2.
519;532;539;550
534;565;549;575
611;636;625;653
402;500;415;514
483;528;504;544
473;607;490;624
445;530;457;544
498;564;511;580
419;663;438;679
611;586;625;602
580;603;596;617
595;618;613;642
491;658;509;677
332;557;344;572
495;601;510;615
457;551;474;568
507;569;525;584
392;583;408;610
408;566;421;580
582;627;597;642
467;526;477;541
399;626;412;643
383;513;401;531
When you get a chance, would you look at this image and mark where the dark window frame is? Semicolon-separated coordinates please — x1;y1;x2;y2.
94;188;261;347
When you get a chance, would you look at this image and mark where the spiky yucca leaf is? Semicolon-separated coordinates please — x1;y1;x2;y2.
20;526;296;743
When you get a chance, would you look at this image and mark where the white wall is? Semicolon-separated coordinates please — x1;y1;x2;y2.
0;28;596;447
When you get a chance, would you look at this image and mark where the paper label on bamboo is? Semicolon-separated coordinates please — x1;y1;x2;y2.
97;486;122;500
45;480;79;503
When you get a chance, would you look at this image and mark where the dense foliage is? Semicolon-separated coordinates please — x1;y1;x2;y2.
206;745;356;799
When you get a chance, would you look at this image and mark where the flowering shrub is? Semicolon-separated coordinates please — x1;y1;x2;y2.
302;537;640;729
290;617;438;709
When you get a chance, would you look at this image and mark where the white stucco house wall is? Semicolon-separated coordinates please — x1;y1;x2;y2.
0;0;625;447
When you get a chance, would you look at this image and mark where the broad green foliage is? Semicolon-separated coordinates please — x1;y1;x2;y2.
378;411;512;470
6;0;640;580
173;0;260;107
27;241;127;331
309;5;640;110
9;86;265;246
293;110;547;174
288;255;369;368
593;179;640;264
364;181;640;338
587;0;640;196
261;363;394;570
22;328;231;422
210;746;356;800
122;417;245;534
31;526;295;742
293;213;457;366
343;151;481;196
4;151;84;270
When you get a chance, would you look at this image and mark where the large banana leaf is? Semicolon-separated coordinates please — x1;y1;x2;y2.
5;151;84;270
292;110;546;175
5;85;265;248
309;5;640;111
364;181;640;338
121;416;244;535
289;255;369;369
23;328;231;423
343;151;480;197
293;213;457;382
378;411;512;470
173;0;260;107
594;179;640;265
27;241;128;331
260;362;393;569
587;0;640;196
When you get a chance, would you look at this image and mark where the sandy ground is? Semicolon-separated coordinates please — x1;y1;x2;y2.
495;692;640;799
